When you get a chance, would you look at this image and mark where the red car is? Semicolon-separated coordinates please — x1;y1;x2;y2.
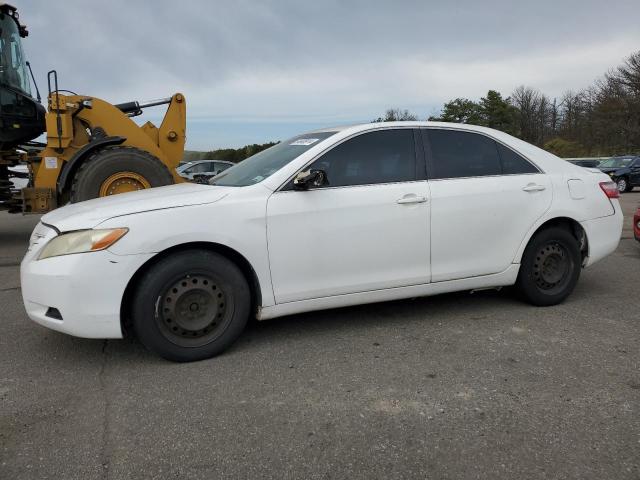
635;207;640;242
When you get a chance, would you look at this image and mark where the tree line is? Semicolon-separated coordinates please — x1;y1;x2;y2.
379;50;640;158
183;141;278;163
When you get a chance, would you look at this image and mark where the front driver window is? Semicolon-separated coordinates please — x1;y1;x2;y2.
307;129;416;188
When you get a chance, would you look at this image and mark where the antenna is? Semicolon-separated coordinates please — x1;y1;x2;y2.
25;61;41;102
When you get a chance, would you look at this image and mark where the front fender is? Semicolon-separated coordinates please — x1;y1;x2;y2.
97;195;275;307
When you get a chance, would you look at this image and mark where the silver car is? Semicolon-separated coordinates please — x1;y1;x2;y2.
177;160;234;181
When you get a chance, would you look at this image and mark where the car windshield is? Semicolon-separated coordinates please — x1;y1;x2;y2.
211;131;338;187
0;13;32;95
599;157;633;168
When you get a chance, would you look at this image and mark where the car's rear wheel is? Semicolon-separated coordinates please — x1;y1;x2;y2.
615;176;629;193
516;227;581;306
132;250;250;362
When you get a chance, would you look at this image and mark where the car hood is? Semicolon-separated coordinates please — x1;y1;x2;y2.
41;183;230;232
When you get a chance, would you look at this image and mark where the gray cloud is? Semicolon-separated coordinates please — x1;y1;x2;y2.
19;0;640;148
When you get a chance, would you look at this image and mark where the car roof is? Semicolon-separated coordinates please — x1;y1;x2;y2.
304;121;550;157
305;121;524;137
261;120;585;190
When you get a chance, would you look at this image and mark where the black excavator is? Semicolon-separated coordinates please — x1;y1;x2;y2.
0;4;46;207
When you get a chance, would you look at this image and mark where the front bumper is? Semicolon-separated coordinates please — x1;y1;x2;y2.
20;223;154;339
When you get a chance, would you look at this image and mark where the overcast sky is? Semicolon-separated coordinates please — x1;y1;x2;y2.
19;0;640;150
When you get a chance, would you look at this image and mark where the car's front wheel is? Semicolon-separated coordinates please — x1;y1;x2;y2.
132;250;251;362
516;227;581;306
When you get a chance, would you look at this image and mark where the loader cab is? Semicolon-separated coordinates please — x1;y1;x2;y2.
0;5;45;150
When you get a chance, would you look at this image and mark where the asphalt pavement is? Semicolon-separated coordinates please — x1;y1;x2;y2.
1;193;639;479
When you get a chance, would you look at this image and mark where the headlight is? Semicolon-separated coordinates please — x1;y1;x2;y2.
38;228;128;260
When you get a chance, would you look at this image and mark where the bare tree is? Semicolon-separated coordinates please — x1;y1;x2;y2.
373;108;418;122
511;86;542;143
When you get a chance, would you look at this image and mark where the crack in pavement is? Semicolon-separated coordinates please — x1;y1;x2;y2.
0;286;20;292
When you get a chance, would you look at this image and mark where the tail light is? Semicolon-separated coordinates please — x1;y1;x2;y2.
599;181;620;199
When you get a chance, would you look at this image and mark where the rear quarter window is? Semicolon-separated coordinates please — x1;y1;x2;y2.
496;142;539;174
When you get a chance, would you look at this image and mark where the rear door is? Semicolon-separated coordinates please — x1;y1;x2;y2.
423;128;552;282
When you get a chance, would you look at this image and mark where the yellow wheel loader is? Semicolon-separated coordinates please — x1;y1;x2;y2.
0;4;185;214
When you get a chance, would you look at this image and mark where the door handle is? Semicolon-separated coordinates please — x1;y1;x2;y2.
522;184;546;192
396;194;427;204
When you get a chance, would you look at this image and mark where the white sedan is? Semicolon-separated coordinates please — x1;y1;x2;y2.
21;122;623;361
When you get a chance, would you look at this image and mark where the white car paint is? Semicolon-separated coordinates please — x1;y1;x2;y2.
427;172;552;282
267;180;431;303
21;121;622;339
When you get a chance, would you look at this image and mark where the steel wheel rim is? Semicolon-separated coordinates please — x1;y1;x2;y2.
99;171;151;196
532;242;572;294
156;273;232;347
617;178;626;192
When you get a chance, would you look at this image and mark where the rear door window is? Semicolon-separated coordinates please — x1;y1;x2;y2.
425;129;501;179
214;162;232;172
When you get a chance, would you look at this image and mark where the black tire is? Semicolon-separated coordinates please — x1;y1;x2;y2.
615;176;630;193
131;250;251;362
516;227;581;306
70;146;174;203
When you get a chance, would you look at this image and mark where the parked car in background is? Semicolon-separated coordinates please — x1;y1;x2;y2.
634;207;640;243
597;156;640;193
566;158;606;168
21;122;623;361
177;160;234;181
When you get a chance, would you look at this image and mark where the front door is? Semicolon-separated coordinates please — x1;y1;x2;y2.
266;128;431;304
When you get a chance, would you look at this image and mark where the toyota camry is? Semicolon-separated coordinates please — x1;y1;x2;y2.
21;122;623;361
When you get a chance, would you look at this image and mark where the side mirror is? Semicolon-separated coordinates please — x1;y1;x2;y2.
293;169;326;190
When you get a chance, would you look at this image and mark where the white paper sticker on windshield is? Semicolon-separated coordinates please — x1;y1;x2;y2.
44;157;58;169
290;138;319;146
